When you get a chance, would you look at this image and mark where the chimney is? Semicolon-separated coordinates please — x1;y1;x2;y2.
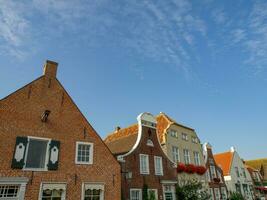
115;126;121;132
43;60;58;78
230;146;235;152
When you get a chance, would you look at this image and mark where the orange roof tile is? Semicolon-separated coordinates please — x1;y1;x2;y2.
214;152;234;176
104;124;138;143
104;112;195;153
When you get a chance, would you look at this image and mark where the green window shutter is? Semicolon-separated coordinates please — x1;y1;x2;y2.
47;140;60;170
11;136;28;169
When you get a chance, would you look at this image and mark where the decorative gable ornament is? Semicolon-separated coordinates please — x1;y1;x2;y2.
146;139;154;147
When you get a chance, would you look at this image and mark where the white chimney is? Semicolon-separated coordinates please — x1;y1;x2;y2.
230;146;235;152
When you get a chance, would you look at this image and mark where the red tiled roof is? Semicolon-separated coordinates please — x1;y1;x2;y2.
214;152;234;176
104;124;138;143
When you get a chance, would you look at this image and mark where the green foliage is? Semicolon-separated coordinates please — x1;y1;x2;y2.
176;180;210;200
148;190;156;200
143;183;149;200
229;192;245;200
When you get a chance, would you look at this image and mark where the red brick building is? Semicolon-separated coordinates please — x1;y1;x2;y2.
105;113;177;200
203;143;228;200
0;60;121;200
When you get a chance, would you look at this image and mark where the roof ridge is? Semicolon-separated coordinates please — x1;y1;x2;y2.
104;123;138;143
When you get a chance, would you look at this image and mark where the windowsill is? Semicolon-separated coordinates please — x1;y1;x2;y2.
140;172;150;175
23;168;48;172
75;162;93;165
155;174;163;176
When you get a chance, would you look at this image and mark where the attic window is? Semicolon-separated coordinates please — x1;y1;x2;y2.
41;110;51;122
146;139;154;147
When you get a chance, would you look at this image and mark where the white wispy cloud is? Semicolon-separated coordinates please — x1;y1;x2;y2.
0;0;207;76
232;29;246;44
212;9;227;25
245;1;267;73
0;1;31;58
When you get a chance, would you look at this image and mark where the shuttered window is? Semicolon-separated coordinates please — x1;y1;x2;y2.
12;136;60;171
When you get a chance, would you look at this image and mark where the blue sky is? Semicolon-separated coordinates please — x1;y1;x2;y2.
0;0;267;159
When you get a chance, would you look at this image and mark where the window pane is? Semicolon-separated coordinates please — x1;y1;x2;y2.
0;185;20;198
26;139;48;169
77;144;91;163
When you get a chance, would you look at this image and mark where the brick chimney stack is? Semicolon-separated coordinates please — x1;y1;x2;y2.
43;60;58;78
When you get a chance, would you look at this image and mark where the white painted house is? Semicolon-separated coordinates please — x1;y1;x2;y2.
214;147;254;200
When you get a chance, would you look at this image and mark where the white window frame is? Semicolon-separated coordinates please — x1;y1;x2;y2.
130;188;142;200
192;136;198;143
182;133;188;141
39;182;67;200
235;167;240;177
214;188;220;200
209;188;214;200
140;154;149;174
23;136;51;171
206;170;211;182
170;130;178;138
172;146;180;163
154;156;163;176
148;189;158;200
0;177;28;200
183;149;190;164
75;141;94;165
193;151;201;166
210;165;216;179
0;185;20;198
82;182;104;200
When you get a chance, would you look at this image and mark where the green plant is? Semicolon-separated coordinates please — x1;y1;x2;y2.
176;180;210;200
229;192;245;200
148;190;156;200
143;184;148;200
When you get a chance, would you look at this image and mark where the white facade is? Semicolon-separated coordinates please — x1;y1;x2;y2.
223;149;254;199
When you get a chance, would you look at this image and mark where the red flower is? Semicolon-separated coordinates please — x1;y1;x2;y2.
177;163;186;173
195;166;207;175
185;164;196;174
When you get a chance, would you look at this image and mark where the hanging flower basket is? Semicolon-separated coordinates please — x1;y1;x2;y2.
177;163;186;173
185;164;196;174
195;166;207;175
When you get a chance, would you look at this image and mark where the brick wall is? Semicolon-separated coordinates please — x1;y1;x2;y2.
0;61;121;200
121;125;177;199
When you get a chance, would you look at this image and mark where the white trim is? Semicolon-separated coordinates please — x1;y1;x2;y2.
0;177;28;200
81;182;104;200
160;180;177;184
75;141;94;165
139;154;149;175
23;136;51;171
130;188;142;200
162;184;176;200
39;182;67;200
116;112;155;161
154;156;163;176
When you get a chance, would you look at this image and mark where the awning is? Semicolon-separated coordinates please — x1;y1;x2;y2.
84;184;104;191
43;184;66;191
